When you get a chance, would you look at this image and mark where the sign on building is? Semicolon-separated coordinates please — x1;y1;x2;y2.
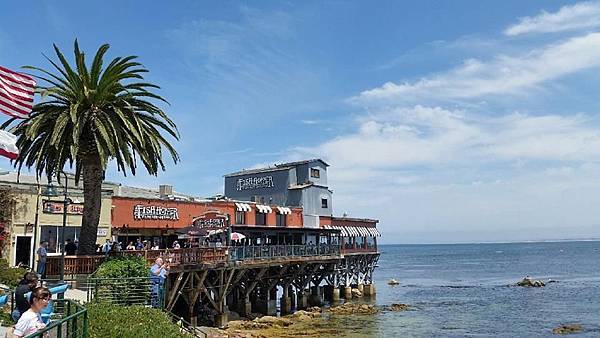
236;175;274;191
133;205;179;220
42;201;84;215
192;211;228;229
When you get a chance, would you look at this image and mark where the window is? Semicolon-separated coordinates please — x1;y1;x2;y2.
321;198;328;208
256;212;266;225
276;214;287;227
235;211;246;225
310;168;320;178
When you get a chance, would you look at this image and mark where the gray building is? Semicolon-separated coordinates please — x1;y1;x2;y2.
224;159;333;227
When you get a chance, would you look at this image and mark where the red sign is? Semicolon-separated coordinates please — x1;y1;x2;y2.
43;201;84;215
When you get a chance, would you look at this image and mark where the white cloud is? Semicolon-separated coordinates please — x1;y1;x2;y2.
295;106;600;171
353;32;600;105
505;1;600;36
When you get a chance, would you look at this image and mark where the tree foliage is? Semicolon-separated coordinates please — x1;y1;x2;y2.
1;40;180;254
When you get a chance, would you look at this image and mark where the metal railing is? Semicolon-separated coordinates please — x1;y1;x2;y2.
25;299;88;338
229;244;341;261
86;276;164;308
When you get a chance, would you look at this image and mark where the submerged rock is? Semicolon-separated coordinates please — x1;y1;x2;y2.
329;303;378;315
254;316;293;327
552;324;582;335
388;279;400;285
388;303;410;311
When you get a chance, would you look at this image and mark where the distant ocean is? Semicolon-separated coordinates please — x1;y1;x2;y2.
334;241;600;337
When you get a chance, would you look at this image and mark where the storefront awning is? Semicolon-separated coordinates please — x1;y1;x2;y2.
276;206;292;215
235;203;252;212
256;204;272;213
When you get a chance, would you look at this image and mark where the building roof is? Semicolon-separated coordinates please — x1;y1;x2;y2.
224;159;329;177
113;184;205;201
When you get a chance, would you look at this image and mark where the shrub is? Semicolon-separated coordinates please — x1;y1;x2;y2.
0;258;27;288
91;256;151;306
87;302;190;338
95;256;149;278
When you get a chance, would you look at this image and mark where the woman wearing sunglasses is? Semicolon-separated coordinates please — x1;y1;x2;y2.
12;287;50;337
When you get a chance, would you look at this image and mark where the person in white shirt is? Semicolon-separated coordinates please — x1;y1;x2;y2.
13;287;50;337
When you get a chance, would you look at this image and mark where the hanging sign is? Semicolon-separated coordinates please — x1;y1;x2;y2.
42;201;84;215
192;211;228;229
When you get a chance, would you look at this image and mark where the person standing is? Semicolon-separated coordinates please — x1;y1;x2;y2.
12;287;50;337
102;239;111;256
65;239;77;256
172;240;180;249
11;272;39;322
135;238;144;250
36;242;48;279
149;257;170;308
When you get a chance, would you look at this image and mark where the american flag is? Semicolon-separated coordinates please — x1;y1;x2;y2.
0;65;36;119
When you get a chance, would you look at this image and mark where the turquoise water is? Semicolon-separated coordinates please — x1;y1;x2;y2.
343;241;600;337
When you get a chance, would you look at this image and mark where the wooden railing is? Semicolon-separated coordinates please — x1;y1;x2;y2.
46;255;105;276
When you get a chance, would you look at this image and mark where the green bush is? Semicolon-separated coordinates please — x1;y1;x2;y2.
91;256;151;306
87;302;190;338
95;256;149;278
0;307;14;327
0;258;27;288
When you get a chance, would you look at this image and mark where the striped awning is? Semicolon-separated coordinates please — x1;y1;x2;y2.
256;205;272;213
276;206;292;215
235;203;252;212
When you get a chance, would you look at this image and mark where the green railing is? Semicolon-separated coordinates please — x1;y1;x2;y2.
25;299;88;338
86;276;164;308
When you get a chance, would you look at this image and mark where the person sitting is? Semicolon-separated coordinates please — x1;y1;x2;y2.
65;239;77;256
11;272;39;322
126;242;135;250
12;287;50;337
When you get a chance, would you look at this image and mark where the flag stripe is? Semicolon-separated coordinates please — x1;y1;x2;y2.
0;87;33;110
0;129;19;160
0;65;35;119
0;66;35;85
0;97;29;118
0;148;18;160
0;74;35;97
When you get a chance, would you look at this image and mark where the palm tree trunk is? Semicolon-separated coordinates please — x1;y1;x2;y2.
78;156;105;255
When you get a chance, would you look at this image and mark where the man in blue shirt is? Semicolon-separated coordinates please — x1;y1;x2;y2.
36;242;48;279
150;257;169;308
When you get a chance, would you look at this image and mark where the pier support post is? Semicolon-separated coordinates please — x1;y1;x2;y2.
332;287;340;302
309;285;322;306
289;287;296;309
215;312;228;327
357;283;364;293
239;296;252;317
280;287;292;314
297;291;308;309
323;285;334;302
363;283;376;297
343;286;352;299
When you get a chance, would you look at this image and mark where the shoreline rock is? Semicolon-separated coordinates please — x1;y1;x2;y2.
552;324;582;335
328;303;378;315
516;277;545;287
387;303;410;312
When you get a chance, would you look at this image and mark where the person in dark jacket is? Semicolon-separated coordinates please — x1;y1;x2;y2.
65;239;77;255
11;272;39;322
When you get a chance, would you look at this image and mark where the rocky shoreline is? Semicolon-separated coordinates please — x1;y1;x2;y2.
209;302;410;337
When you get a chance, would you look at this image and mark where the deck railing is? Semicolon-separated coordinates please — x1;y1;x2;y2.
46;255;105;276
229;244;341;261
341;245;378;254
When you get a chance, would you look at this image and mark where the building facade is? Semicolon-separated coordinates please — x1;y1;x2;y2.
224;159;333;227
0;172;113;267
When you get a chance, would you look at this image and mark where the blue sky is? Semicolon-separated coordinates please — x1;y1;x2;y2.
2;1;600;243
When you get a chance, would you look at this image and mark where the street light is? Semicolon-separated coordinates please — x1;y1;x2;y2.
42;172;71;286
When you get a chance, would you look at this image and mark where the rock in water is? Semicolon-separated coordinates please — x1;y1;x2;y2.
552;324;582;334
351;288;363;298
389;303;410;311
388;279;400;285
517;278;545;287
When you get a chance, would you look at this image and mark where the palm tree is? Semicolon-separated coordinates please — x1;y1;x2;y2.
1;40;180;254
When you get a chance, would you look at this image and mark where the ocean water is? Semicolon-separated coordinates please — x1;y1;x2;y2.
338;241;600;337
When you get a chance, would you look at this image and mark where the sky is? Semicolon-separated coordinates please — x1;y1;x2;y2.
2;1;600;244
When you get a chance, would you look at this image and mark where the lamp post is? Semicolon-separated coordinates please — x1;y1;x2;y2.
58;171;70;284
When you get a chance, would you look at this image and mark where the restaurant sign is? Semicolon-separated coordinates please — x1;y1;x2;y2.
133;205;179;220
236;175;274;191
43;201;84;215
192;211;228;229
